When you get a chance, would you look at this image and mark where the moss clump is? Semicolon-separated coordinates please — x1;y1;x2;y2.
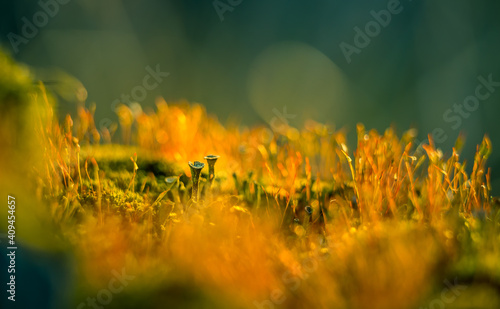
3;53;500;309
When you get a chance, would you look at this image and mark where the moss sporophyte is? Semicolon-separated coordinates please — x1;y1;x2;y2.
4;49;500;309
189;161;205;202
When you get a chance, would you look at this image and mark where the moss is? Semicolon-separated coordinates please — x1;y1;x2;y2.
2;52;500;308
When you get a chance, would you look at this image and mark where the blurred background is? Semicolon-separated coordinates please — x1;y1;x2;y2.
1;0;499;193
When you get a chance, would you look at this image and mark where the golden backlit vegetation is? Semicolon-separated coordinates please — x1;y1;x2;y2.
2;50;500;308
